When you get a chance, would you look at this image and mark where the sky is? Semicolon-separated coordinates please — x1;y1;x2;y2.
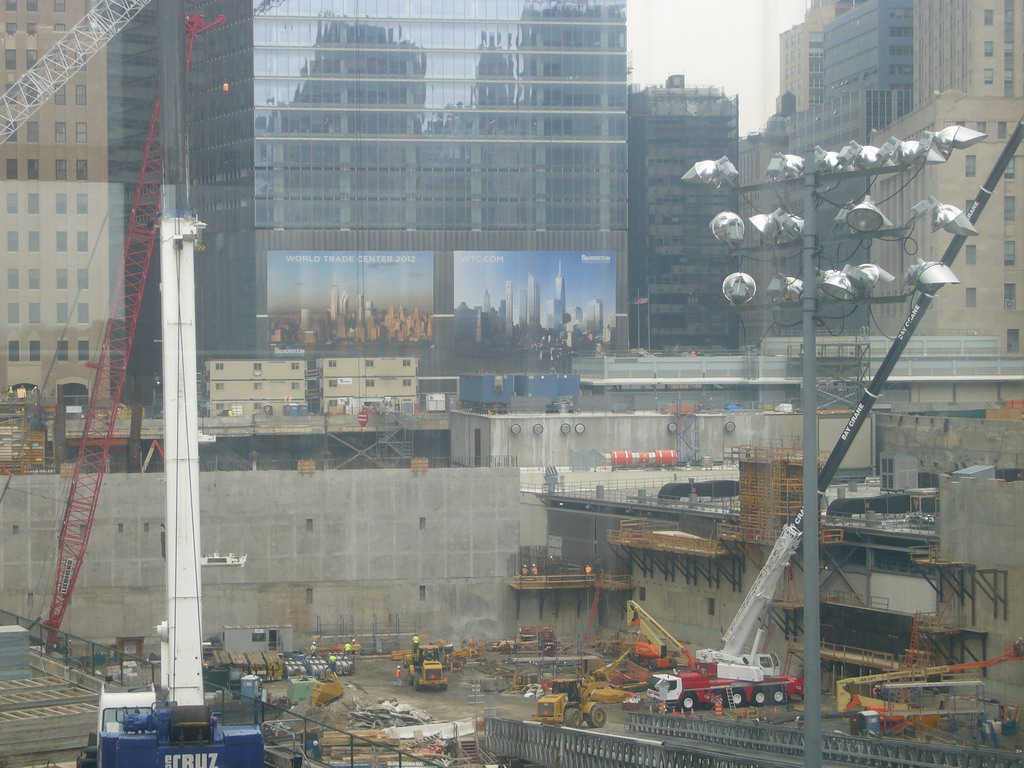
627;0;808;135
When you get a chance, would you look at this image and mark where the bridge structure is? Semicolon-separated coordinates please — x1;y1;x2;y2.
482;713;1024;768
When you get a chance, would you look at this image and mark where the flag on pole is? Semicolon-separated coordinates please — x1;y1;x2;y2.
633;297;649;305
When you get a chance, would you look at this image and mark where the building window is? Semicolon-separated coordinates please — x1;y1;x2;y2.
365;359;374;367
28;269;39;289
4;50;16;71
75;193;87;214
6;232;17;251
75;159;87;180
26;122;37;142
306;588;313;604
419;516;426;530
1006;241;1017;266
55;193;67;214
6;193;16;214
6;159;17;179
1006;283;1017;309
328;359;337;367
56;339;68;360
291;361;300;370
76;231;88;252
26;159;38;180
77;302;88;323
366;379;375;387
77;340;88;360
57;303;68;323
27;22;35;34
75;122;87;143
56;231;68;252
403;378;412;386
54;0;65;10
77;268;88;289
966;287;977;308
985;9;994;24
29;340;40;360
29;304;40;325
27;193;38;213
5;22;13;34
1005;195;1016;221
54;86;65;105
306;518;313;532
965;155;976;177
56;269;68;289
55;159;67;180
999;122;1008;139
26;50;36;68
419;586;426;601
984;69;995;85
215;362;224;370
55;122;66;143
75;84;86;105
403;359;411;367
291;381;300;390
978;121;987;133
253;382;262;391
8;341;19;362
8;303;18;323
707;597;716;616
985;41;994;56
28;231;39;251
1009;329;1020;354
214;382;224;390
7;269;18;289
1008;157;1017;179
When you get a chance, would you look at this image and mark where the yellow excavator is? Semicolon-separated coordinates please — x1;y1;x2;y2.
532;647;631;728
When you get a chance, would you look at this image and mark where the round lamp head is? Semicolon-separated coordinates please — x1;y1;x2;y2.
819;269;856;301
722;272;756;305
905;260;960;293
844;196;892;232
766;275;803;304
710;211;745;247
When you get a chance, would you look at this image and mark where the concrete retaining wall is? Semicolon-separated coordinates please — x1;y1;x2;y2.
0;468;524;651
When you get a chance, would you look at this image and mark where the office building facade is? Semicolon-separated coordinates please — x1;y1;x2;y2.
1;1;117;401
183;0;629;386
627;76;739;351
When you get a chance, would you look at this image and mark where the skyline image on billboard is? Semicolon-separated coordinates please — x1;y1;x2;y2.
454;250;617;359
267;251;434;352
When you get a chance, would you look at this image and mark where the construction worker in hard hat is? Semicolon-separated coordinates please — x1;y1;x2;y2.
412;634;420;650
344;640;352;653
394;665;403;686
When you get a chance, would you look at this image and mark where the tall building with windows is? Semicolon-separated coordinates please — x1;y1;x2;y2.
778;0;853;113
179;0;628;385
0;1;116;401
869;1;1024;351
627;76;739;351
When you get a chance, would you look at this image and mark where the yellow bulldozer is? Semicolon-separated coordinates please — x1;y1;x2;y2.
532;647;631;728
404;642;449;691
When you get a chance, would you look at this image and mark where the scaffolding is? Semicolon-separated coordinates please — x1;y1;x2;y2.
724;444;805;543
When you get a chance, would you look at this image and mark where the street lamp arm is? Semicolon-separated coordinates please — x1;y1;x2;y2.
816;113;1024;493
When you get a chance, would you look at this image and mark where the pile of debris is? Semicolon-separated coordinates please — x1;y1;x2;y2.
349;700;434;730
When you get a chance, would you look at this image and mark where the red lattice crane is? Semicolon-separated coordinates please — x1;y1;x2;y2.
44;14;224;649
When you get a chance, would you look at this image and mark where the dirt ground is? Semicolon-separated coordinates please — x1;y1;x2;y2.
265;653;630;734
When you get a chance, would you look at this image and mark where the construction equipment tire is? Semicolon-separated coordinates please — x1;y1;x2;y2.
585;705;607;728
563;706;582;727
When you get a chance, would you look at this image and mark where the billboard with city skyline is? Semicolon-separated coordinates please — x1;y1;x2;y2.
454;250;617;360
266;250;434;354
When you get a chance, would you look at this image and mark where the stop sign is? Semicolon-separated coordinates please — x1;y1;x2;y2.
357;410;369;427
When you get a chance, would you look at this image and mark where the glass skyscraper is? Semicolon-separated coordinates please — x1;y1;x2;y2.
184;0;628;377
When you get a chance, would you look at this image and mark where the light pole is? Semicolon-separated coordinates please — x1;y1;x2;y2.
685;125;991;768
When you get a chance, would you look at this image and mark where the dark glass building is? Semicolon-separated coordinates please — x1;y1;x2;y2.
181;0;628;380
627;76;739;352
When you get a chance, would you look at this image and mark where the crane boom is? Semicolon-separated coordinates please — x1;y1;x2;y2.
0;0;154;144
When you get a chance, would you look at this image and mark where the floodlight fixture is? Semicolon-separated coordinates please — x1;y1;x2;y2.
911;195;978;236
750;208;803;244
877;136;902;165
846;263;895;295
682;156;739;188
931;125;987;159
766;274;803;304
904;259;960;293
766;152;804;181
836;195;893;233
853;144;886;170
710;211;745;247
835;140;862;171
898;134;946;165
815;145;843;173
722;272;756;305
818;269;856;301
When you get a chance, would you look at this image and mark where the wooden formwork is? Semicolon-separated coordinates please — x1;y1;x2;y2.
727;445;805;543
